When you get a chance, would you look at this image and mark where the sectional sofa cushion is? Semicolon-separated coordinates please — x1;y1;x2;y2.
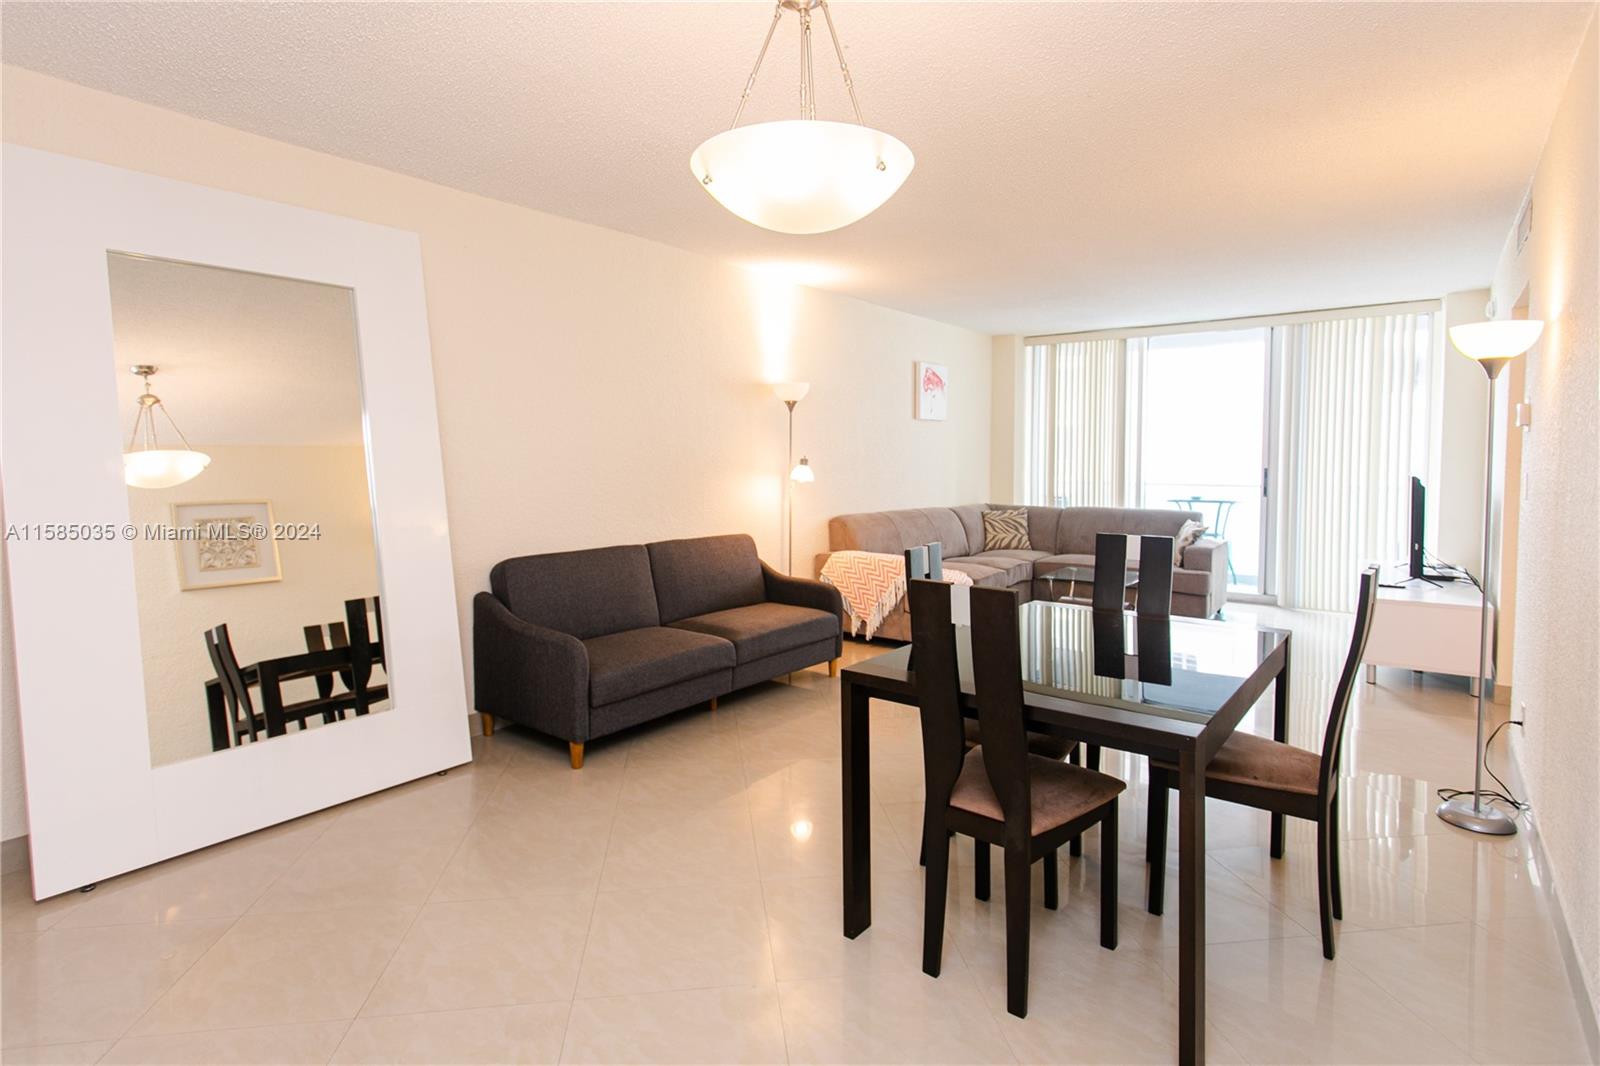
827;507;974;557
942;559;1014;588
648;534;766;624
1037;552;1096;571
672;602;840;664
958;550;1045;586
491;544;660;640
583;626;737;706
1052;506;1192;555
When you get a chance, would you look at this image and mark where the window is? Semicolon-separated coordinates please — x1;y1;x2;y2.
1023;307;1435;609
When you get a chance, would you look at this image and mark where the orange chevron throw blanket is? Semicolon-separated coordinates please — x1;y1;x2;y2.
819;550;973;639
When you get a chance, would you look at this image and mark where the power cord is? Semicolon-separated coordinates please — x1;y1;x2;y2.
1423;549;1481;592
1436;719;1529;813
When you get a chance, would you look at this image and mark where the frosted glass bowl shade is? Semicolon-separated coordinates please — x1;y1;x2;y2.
691;120;914;234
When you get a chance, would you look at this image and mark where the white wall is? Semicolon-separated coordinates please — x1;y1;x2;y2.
989;335;1026;503
1488;11;1599;1027
1428;289;1492;569
0;66;994;841
126;445;380;768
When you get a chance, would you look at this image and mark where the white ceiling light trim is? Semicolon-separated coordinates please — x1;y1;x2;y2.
690;0;913;235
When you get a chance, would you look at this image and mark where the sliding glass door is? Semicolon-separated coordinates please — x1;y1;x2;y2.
1136;328;1271;595
1023;306;1436;610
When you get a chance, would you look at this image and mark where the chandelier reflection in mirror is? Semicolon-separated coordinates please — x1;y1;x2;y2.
690;0;914;235
123;364;212;488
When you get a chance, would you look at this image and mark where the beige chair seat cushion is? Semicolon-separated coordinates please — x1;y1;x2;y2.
961;719;1077;761
1155;732;1320;796
950;748;1125;834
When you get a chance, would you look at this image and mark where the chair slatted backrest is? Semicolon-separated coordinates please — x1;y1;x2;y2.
1092;533;1128;613
1136;535;1175;618
967;585;1033;839
908;578;968;812
1317;566;1381;802
343;598;379;694
303;622;353;698
205;624;256;744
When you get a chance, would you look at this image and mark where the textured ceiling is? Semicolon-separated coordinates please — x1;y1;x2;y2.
5;2;1594;334
108;254;364;447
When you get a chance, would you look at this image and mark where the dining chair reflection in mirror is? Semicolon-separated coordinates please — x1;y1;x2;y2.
205;623;346;747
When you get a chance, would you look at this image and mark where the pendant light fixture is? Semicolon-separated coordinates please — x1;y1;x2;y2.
690;0;913;235
123;365;211;489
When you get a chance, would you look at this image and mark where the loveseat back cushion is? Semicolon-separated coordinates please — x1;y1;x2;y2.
491;544;660;640
1050;507;1199;556
648;534;766;624
827;508;971;558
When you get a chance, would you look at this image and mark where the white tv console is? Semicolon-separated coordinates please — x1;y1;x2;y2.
1364;564;1493;696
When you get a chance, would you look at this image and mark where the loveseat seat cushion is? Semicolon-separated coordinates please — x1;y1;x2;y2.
648;534;766;624
960;550;1048;586
583;626;736;706
491;544;660;640
942;559;1015;588
671;602;839;664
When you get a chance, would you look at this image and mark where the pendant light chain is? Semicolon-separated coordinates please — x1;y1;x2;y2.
726;0;868;131
729;4;784;131
817;0;866;126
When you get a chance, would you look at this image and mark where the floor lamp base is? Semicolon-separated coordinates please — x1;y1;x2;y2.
1435;795;1518;835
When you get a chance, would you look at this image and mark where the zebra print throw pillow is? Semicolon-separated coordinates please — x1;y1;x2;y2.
982;508;1032;551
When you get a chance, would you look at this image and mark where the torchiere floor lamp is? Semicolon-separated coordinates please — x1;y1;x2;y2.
1436;318;1543;836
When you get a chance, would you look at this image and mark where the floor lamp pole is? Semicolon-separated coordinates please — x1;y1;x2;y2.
785;399;796;575
1436;356;1516;836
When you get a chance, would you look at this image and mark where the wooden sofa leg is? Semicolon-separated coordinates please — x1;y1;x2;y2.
569;742;585;770
829;658;840;677
709;697;719;712
481;713;494;737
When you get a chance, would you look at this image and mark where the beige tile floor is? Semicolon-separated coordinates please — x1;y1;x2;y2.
2;605;1593;1064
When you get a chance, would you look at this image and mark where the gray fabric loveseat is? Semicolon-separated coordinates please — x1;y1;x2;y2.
824;504;1229;640
474;533;843;767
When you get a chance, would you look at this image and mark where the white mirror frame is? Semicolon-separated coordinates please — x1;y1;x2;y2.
2;146;471;899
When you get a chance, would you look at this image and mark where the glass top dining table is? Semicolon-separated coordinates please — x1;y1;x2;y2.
837;599;1292;1066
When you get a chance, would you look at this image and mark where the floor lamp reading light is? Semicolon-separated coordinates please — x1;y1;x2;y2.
1436;318;1543;837
774;382;811;574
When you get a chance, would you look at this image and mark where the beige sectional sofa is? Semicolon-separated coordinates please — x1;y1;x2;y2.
822;504;1229;640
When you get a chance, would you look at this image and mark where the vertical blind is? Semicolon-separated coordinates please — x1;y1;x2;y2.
1023;309;1435;611
1277;312;1434;610
1022;338;1130;508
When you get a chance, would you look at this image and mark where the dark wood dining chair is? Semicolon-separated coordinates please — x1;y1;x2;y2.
303;621;351;704
305;615;389;712
1094;531;1174;616
911;579;1125;1019
206;624;340;745
910;557;1080;894
206;624;369;745
1146;565;1379;959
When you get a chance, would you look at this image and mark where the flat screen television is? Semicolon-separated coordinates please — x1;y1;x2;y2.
1409;476;1426;579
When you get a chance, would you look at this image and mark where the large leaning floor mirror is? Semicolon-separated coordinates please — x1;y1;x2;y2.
109;254;392;766
3;146;469;899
